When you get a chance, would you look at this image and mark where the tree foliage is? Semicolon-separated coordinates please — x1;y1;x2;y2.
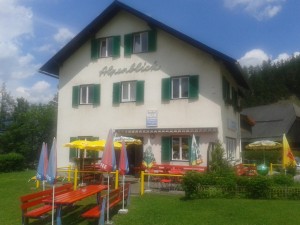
0;84;57;168
242;55;300;107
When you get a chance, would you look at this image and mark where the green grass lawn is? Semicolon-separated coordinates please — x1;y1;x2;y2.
2;170;300;225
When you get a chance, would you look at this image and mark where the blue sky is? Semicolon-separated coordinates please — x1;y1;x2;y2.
1;0;299;103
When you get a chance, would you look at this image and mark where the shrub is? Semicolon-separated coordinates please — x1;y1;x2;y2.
244;176;272;199
0;153;25;172
271;174;294;186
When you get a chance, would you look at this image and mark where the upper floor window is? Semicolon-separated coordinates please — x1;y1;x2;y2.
113;80;144;104
162;75;199;101
133;32;148;53
100;37;113;57
80;85;93;104
72;84;100;107
121;81;136;102
91;36;120;59
124;30;157;56
172;77;189;99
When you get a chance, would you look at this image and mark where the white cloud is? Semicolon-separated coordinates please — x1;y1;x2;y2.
224;0;286;20
15;81;54;104
239;49;300;67
238;49;269;67
54;27;74;44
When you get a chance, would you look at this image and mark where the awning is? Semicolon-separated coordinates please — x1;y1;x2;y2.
115;127;218;135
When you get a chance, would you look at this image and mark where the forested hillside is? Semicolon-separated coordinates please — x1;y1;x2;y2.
242;55;300;107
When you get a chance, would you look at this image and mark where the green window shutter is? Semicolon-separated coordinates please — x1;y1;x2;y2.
91;38;99;59
148;30;157;52
72;86;79;107
112;82;121;104
93;84;101;106
161;78;171;101
189;75;199;99
124;33;133;56
112;36;121;57
69;137;77;161
136;80;145;103
161;137;171;163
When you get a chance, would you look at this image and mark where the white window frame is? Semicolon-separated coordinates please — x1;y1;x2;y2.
172;136;189;161
80;85;93;104
121;81;136;102
171;76;189;99
226;137;236;160
133;32;148;53
100;37;113;57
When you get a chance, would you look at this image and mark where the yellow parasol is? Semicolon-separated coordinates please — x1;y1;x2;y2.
114;136;142;146
64;139;122;151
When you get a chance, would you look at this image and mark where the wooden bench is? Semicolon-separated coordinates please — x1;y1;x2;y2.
20;183;73;225
82;183;131;219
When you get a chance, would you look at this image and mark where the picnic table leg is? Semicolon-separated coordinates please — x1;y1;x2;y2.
56;205;62;225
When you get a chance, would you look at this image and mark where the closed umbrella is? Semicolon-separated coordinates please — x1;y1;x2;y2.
46;137;57;225
118;139;129;214
98;129;116;224
143;138;155;191
36;142;48;190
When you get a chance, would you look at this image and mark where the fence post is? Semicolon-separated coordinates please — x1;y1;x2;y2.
68;165;71;182
74;168;78;190
140;171;144;195
115;170;119;189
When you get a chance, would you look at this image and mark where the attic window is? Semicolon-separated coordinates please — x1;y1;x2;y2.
124;30;157;56
91;36;120;59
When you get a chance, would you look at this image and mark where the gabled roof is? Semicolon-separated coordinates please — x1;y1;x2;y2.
241;102;300;142
39;0;249;89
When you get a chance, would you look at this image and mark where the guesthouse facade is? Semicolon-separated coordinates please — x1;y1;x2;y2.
40;1;249;172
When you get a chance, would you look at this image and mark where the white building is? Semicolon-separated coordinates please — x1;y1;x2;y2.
40;1;249;172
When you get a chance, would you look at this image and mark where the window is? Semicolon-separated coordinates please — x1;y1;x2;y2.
172;137;189;161
124;30;156;55
80;85;93;104
122;81;136;102
91;36;120;59
72;84;100;107
133;32;148;53
226;137;236;160
100;37;113;57
113;80;144;104
172;77;189;99
162;75;199;101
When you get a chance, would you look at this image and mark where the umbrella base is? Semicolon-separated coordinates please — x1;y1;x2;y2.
118;209;128;214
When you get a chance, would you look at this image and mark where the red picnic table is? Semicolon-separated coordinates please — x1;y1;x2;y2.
43;184;107;225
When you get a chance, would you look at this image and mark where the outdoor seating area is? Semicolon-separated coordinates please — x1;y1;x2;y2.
20;182;131;225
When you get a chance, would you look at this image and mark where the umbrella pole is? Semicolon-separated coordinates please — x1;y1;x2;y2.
118;175;128;214
106;172;112;224
51;184;55;225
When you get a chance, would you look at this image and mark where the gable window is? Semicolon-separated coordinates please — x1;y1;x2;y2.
113;80;144;104
172;137;189;161
72;84;100;107
124;30;156;56
133;32;148;53
162;75;199;101
172;77;189;99
100;37;113;57
122;81;136;102
91;36;120;59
